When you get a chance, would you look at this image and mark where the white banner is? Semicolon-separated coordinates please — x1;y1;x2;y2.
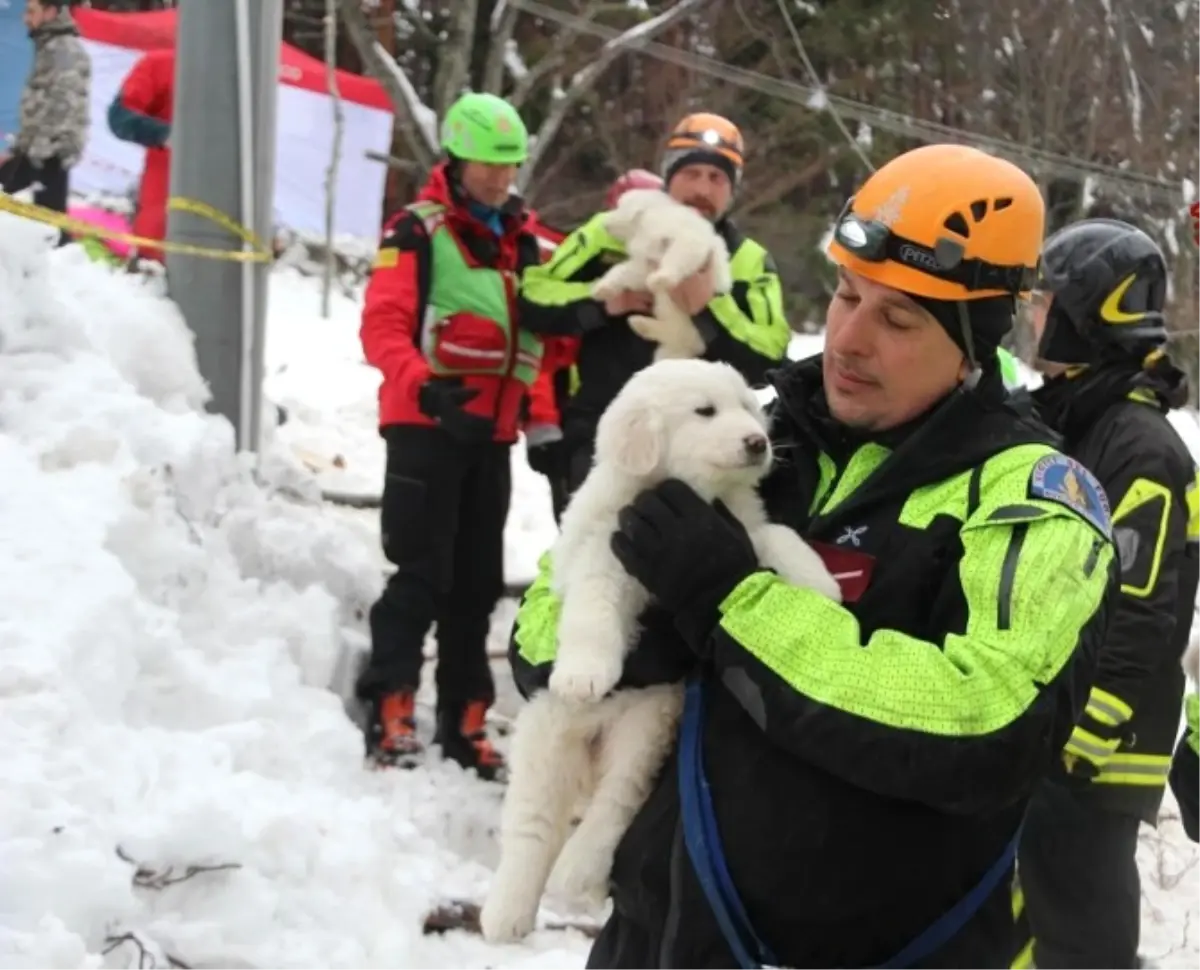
73;40;394;242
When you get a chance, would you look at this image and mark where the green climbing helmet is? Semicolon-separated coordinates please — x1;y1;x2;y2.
440;92;529;165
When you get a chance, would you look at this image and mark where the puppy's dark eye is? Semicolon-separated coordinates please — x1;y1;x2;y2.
695;404;717;418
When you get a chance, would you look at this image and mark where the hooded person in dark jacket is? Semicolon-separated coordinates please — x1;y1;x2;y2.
1013;218;1200;970
507;144;1119;969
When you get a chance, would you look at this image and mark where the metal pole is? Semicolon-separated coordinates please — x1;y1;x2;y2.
246;0;282;455
321;0;343;320
166;0;280;455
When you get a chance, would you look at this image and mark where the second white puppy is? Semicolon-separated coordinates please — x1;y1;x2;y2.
480;359;841;943
591;188;733;361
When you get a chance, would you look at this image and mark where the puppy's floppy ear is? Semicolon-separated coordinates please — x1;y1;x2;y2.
595;398;664;477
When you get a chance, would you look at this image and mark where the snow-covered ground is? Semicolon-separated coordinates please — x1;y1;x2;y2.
0;219;591;968
1;217;1197;967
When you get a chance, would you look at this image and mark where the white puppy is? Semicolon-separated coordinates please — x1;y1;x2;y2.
591;188;734;361
1184;633;1199;683
480;359;841;943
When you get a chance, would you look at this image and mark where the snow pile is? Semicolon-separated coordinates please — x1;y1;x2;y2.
0;218;589;968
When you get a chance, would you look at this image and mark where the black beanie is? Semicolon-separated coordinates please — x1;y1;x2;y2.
662;148;741;190
911;295;1015;373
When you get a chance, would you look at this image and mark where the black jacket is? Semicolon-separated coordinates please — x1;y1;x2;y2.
1170;717;1199;842
1034;362;1199;822
510;357;1119;968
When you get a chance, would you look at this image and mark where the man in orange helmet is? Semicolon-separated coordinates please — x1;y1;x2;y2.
509;143;1119;968
518;113;791;503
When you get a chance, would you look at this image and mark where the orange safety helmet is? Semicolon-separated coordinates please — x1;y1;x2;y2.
605;168;665;209
826;144;1045;302
661;112;745;187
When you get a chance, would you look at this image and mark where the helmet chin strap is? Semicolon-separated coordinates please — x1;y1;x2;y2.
956;301;983;391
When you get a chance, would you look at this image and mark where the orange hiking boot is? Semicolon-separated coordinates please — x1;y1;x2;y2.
435;700;507;782
366;690;423;768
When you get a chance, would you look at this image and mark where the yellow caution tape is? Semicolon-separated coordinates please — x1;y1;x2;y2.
0;192;272;263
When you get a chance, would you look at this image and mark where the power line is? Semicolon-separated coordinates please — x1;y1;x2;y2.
772;0;874;174
508;0;1191;208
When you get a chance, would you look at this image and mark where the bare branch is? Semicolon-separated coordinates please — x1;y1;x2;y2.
431;0;479;116
482;0;521;94
336;0;438;172
364;149;422;174
517;0;719;192
738;147;836;219
322;0;344;319
116;844;243;892
394;0;437;46
506;0;620;108
102;931;191;970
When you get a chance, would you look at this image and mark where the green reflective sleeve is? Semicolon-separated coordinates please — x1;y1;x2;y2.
697;243;792;383
1088;451;1189;721
708;454;1117;813
509;552;561;700
1169;692;1200;841
1187;692;1199;757
518;213;619;335
512;551;561;668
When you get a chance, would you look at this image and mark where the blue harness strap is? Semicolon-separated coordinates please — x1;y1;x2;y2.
678;679;1024;970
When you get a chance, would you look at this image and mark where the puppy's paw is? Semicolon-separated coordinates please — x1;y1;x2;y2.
547;836;611;907
480;888;538;943
590;276;621;301
756;524;844;604
548;649;624;702
628;313;666;341
645;268;681;291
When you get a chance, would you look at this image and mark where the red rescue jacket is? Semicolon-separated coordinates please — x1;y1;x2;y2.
108;50;174;263
360;163;544;443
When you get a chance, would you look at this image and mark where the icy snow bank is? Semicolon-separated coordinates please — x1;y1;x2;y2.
0;218;587;968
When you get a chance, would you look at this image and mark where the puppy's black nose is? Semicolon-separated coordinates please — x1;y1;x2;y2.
743;434;769;458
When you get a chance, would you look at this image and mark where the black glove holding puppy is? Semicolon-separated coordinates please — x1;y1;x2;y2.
611;478;760;654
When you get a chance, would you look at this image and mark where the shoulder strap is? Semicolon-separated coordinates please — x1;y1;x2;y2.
397;201;445;349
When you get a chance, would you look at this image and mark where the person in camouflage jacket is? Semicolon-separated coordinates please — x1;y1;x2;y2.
0;0;91;225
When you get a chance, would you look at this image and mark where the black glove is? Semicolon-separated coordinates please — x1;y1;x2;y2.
417;377;495;444
527;438;567;478
611;478;759;652
618;604;701;689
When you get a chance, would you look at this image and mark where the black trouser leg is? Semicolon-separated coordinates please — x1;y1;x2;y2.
564;435;595;500
433;441;511;721
33;155;69;217
0;152;36;194
549;470;570;524
1017;780;1142;969
356;425;469;700
1;153;71;243
586;910;656;970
